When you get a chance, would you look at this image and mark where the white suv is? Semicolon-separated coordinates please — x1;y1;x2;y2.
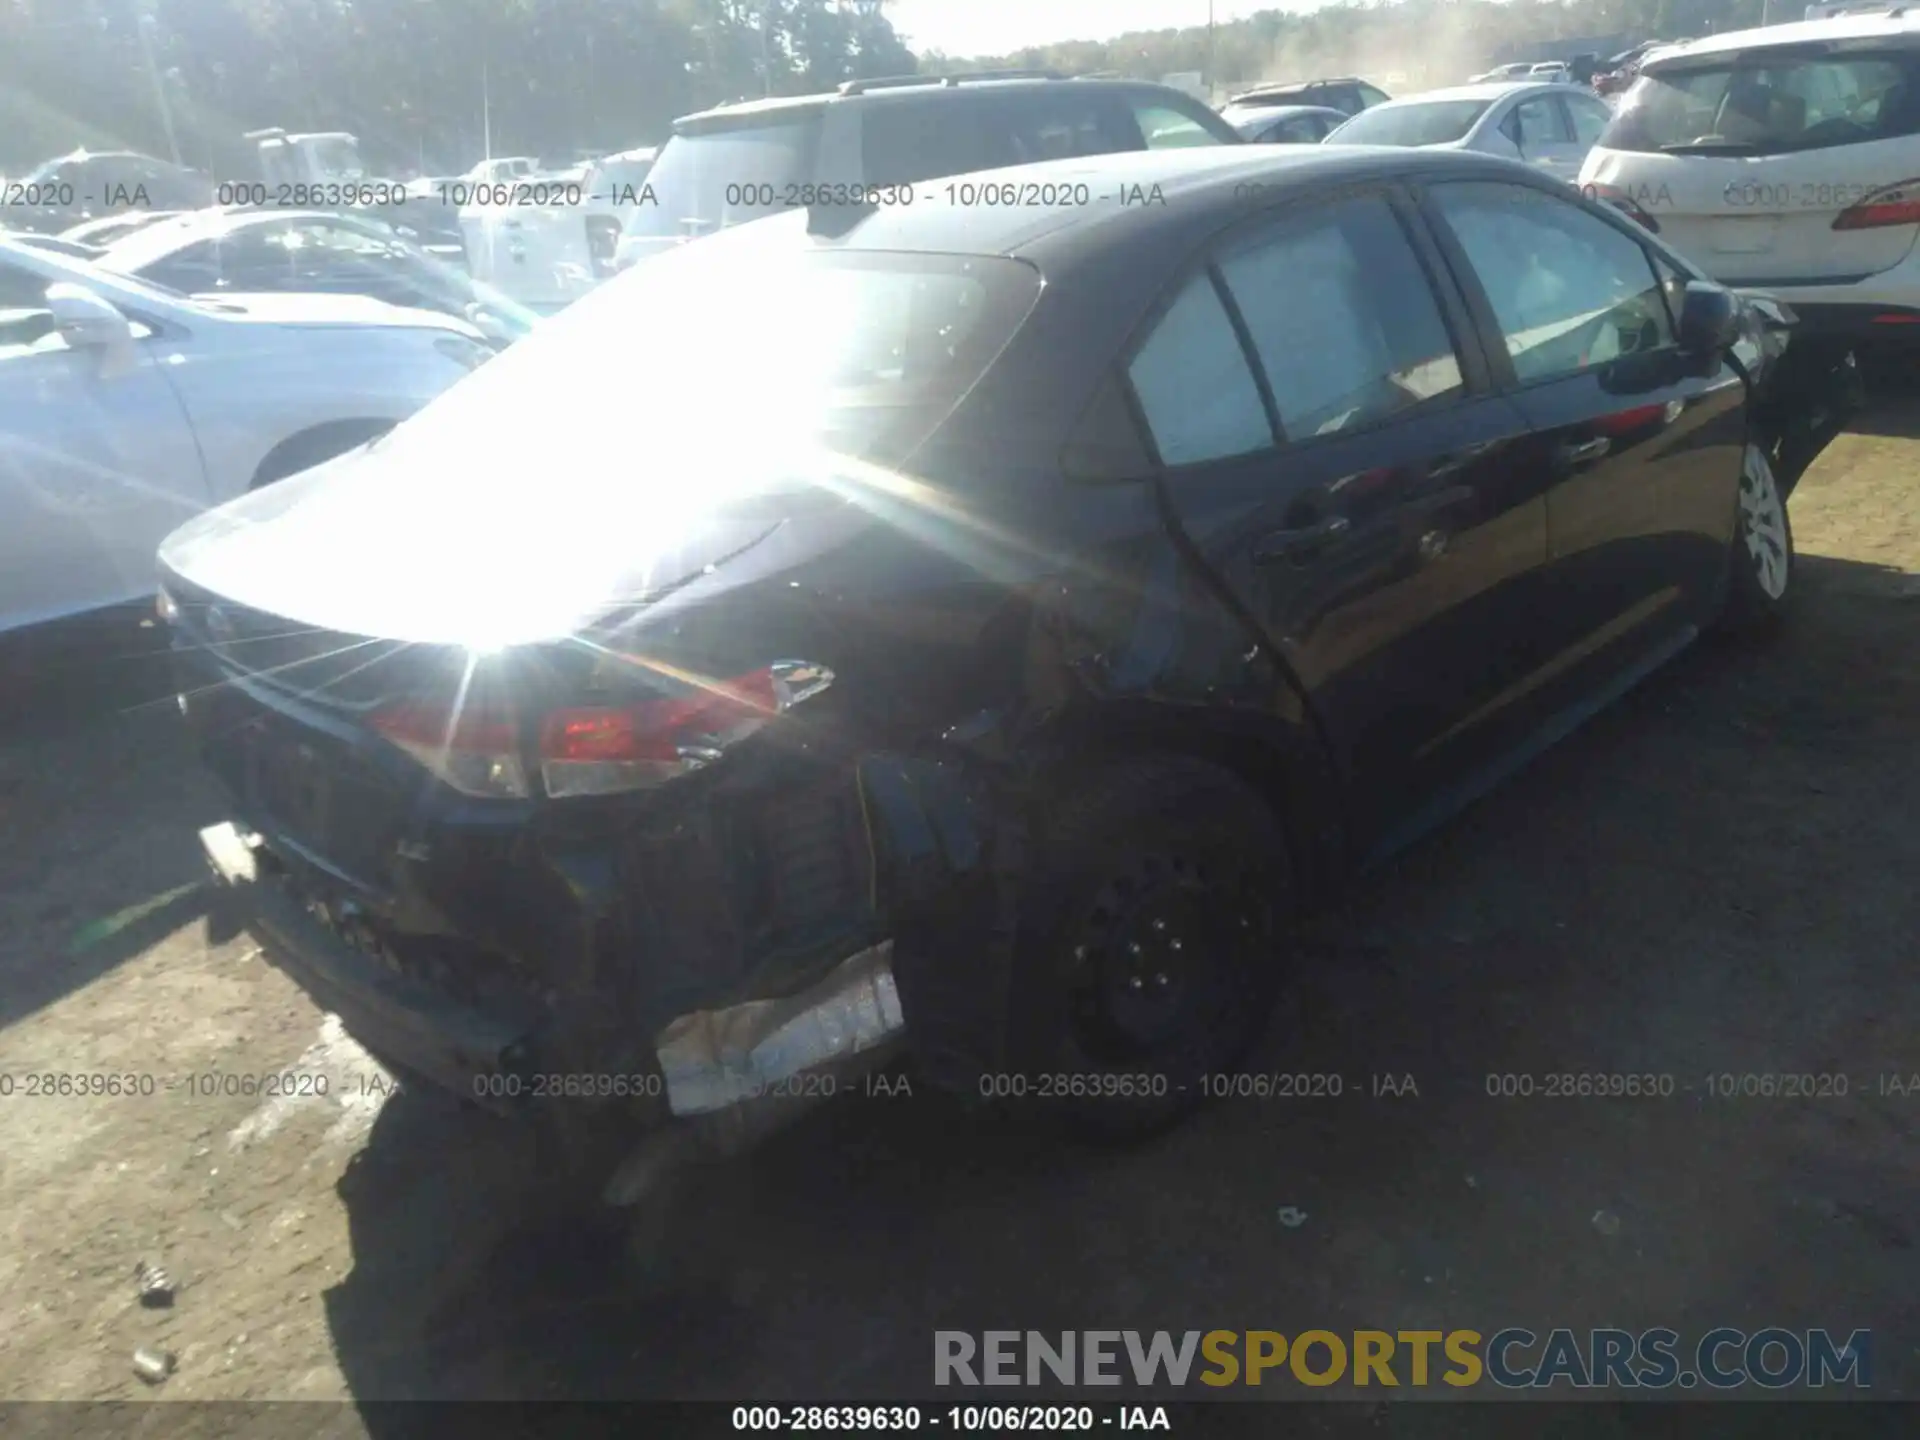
0;235;490;641
1579;9;1920;349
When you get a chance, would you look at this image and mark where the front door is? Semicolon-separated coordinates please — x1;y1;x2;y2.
0;258;207;633
1419;179;1748;677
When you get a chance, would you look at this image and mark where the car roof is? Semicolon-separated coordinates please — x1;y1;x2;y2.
793;145;1540;266
1228;103;1348;120
1364;80;1564;106
1645;7;1920;64
673;76;1205;130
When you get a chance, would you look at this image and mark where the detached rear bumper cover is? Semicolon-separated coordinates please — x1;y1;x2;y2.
199;821;534;1112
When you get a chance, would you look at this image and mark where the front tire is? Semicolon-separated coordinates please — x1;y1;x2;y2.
1722;441;1794;632
1010;756;1295;1141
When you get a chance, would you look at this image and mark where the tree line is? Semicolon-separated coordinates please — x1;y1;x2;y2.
1;0;1792;182
0;0;914;180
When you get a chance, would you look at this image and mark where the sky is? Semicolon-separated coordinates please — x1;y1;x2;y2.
886;1;1285;58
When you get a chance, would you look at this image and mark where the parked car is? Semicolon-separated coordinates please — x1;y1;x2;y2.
1579;10;1920;348
1529;62;1574;83
466;146;662;302
61;210;189;248
1327;82;1617;186
1228;104;1350;143
0;150;212;234
0;234;493;644
612;72;1241;272
93;208;535;348
464;156;541;186
1219;77;1393;125
6;232;104;262
1469;64;1536;83
161;145;1854;1212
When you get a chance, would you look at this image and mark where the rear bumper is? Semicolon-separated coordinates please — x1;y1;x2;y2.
199;820;538;1115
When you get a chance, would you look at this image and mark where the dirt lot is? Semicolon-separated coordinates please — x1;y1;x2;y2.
2;389;1918;1414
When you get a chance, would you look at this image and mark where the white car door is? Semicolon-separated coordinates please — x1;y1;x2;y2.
0;257;208;634
1505;93;1586;181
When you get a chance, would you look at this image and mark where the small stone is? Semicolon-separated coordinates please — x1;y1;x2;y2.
1276;1206;1309;1229
1592;1209;1622;1236
132;1347;176;1384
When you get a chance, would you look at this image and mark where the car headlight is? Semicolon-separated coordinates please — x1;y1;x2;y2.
433;333;493;371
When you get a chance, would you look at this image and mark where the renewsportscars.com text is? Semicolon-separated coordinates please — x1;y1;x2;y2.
934;1328;1870;1390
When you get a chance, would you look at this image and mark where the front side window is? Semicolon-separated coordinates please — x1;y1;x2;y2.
1126;276;1273;466
1218;195;1463;441
1602;53;1920;155
1431;181;1673;386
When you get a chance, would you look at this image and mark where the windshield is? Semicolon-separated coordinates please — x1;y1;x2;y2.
381;216;1039;489
621;118;821;240
1330;99;1492;145
1602;53;1920;154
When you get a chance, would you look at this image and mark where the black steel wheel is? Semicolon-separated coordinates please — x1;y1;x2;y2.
1010;755;1294;1141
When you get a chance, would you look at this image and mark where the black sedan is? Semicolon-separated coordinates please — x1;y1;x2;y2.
158;146;1854;1202
96;208;536;347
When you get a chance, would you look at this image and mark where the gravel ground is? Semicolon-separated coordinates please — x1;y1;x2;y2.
1;389;1917;1414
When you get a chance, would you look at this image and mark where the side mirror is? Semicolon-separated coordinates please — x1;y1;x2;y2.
1677;281;1740;357
46;283;134;355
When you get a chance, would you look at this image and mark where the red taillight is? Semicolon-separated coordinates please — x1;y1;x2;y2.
540;662;832;799
1833;179;1920;231
369;699;530;799
370;663;833;800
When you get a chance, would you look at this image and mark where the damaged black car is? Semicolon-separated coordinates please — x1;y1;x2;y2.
158;147;1857;1205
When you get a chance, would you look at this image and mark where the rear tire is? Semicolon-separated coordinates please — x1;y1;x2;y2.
1721;441;1794;633
1009;756;1295;1142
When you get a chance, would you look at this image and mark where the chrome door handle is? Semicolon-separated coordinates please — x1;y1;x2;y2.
1555;436;1611;467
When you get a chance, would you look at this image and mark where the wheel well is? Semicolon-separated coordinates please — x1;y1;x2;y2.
1030;711;1349;907
249;418;395;490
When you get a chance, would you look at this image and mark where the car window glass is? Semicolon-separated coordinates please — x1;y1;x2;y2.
1133;101;1218;149
1127;275;1273;466
1356;83;1392;108
1512;96;1574;146
1432;181;1674;385
1005;95;1131;164
1566;96;1612;146
1219;195;1463;441
860;102;1014;185
140;238;228;291
1603;54;1920;155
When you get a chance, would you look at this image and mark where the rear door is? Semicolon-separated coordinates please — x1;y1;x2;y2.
1132;188;1557;837
1583;47;1920;284
1419;178;1748;684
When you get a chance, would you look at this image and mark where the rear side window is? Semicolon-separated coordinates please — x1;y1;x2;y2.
622;117;823;239
1431;181;1673;386
1356;83;1393;110
1510;95;1574;146
1269;116;1324;143
1218;195;1464;441
1334;100;1492;146
1001;93;1136;165
1132;101;1223;149
862;99;1017;183
1602;53;1920;155
1127;277;1273;466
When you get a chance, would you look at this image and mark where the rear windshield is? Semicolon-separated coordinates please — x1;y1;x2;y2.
1330;100;1491;146
1601;51;1920;154
384;221;1042;477
621;118;821;240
